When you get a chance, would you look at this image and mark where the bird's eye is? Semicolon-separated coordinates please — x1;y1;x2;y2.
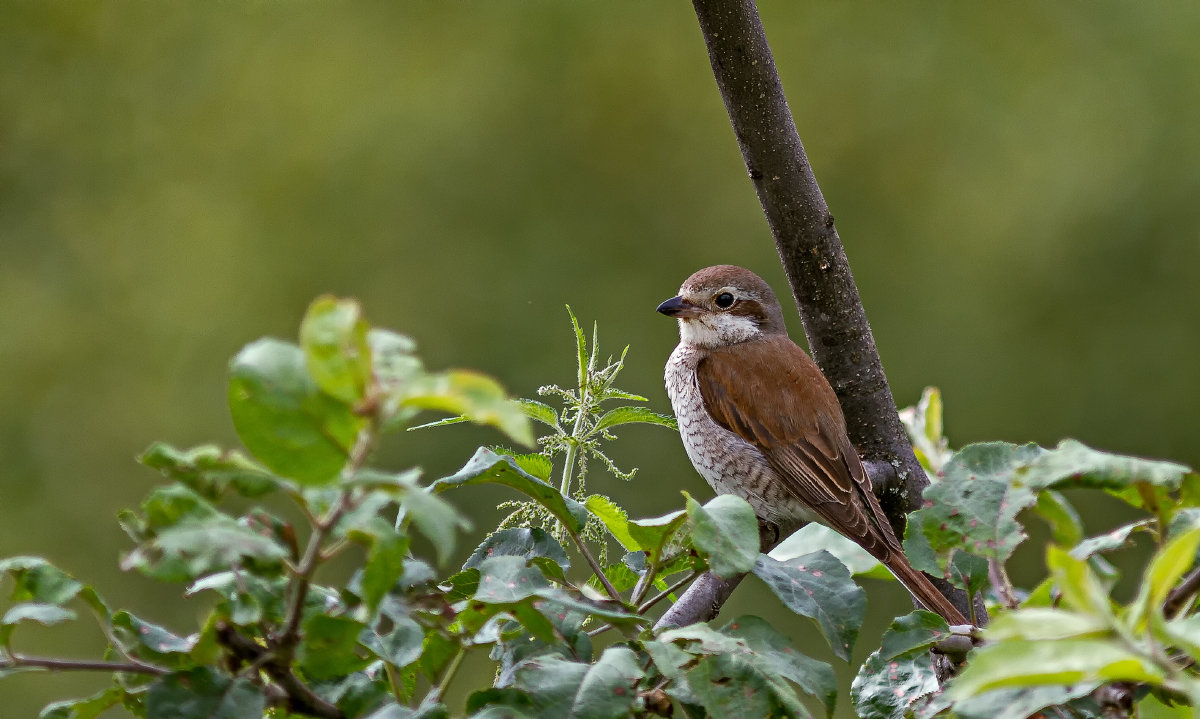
714;292;735;309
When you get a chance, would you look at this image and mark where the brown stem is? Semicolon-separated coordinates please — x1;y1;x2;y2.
218;623;344;719
663;0;979;630
1165;565;1200;618
1;655;167;675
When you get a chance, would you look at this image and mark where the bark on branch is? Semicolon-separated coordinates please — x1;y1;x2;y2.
661;0;975;629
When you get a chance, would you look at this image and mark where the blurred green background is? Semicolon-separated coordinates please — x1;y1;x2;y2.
2;1;1198;716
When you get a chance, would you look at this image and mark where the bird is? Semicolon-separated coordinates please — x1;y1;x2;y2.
657;264;968;626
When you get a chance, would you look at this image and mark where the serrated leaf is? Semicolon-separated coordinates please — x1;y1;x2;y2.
146;667;265;719
228;338;363;485
465;528;570;573
945;638;1164;698
721;615;837;716
584;496;639;551
752;551;866;661
684;652;811;718
299;295;373;405
1020;440;1192;495
851;643;937;719
910;443;1043;566
571;646;644;719
686;493;759;579
0;556;83;606
493;451;553;482
770;523;889;580
123;516;289;582
297;614;370;680
878;610;951;659
517;400;560;430
591;406;677;434
139;443;282;499
432;448;588;533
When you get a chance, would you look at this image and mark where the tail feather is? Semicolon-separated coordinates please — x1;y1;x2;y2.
884;556;970;626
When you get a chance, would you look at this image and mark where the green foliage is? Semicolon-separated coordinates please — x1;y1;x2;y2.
5;306;1200;719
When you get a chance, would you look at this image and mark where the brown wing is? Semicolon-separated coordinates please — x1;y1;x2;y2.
695;335;902;560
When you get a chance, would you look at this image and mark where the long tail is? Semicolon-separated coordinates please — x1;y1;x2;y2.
884;555;970;626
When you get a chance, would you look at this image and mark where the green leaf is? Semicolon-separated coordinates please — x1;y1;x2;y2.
850;611;951;719
362;614;424;668
751;551;866;661
1033;490;1084;547
473;556;551;604
851;644;937;719
401;484;470;566
491;450;553;482
567;305;588;392
946;638;1165;698
909;442;1043;566
0;556;83;606
228;337;364;485
1129;526;1200;630
684;652;811;719
627;510;688;565
433;448;588;534
1020;439;1192;495
591;406;677;434
146;667;265;719
983;608;1110;641
770;523;890;580
571;646;644;719
299;295;373;405
686;493;759;579
139;443;282;499
361;529;411;614
584;496;639;551
1046;545;1115;619
1069;520;1150;560
399;370;534;446
922;684;1098;719
465;528;570;573
112;611;196;668
122;515;289;582
511;654;590;719
37;686;123;719
2;603;76;627
721;615;838;716
517;399;560;430
297;614;370;680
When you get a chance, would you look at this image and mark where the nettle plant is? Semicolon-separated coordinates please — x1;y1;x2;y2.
1;298;1199;719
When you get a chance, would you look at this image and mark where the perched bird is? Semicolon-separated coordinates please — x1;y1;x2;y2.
658;264;967;625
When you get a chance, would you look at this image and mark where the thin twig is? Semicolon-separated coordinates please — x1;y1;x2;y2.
1165;565;1200;618
988;558;1020;610
275;425;375;655
638;571;702;615
424;647;466;706
567;528;622;601
1;655;167;675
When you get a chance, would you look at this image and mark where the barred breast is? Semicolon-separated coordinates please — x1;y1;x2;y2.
664;343;812;532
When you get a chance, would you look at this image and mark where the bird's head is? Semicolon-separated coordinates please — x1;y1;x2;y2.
656;265;788;348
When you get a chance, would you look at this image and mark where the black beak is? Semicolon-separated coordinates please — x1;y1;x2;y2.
656;296;701;318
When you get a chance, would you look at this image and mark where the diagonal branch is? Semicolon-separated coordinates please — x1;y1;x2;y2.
661;0;977;629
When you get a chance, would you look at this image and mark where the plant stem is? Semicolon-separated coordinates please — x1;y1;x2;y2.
638;571;701;615
276;424;375;656
1;655;167;675
567;527;622;601
425;647;466;706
